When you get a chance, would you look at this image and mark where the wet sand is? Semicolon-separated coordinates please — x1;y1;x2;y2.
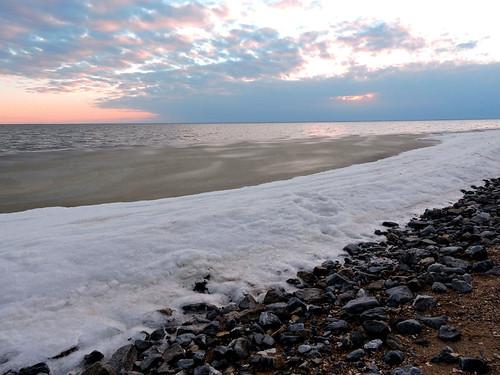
0;134;437;213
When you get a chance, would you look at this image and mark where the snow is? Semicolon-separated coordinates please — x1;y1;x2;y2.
1;130;499;372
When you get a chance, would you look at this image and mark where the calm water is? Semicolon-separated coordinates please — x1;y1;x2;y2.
1;119;500;154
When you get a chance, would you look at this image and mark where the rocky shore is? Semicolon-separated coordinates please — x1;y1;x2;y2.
8;178;500;375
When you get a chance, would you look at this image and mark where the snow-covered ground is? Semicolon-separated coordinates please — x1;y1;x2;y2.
1;130;499;372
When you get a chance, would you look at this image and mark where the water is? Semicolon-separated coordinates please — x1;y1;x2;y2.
1;119;500;154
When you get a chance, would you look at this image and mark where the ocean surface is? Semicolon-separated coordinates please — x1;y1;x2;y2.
1;119;500;153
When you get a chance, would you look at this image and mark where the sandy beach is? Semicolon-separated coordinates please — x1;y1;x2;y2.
0;134;436;213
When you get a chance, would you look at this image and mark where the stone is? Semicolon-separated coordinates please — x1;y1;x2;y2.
343;243;361;256
364;339;383;351
386;286;413;306
458;357;490;374
259;312;281;327
440;246;462;255
472;260;494;273
109;345;137;373
177;358;194;369
346;348;365;362
391;366;423;375
298;344;312;354
383;350;405;365
238;294;258;310
417;315;449;330
343;296;380;314
360;307;388;321
396;319;422;335
465;245;488;260
19;363;51;375
438;325;461;341
363;320;390;336
263;288;287;304
430;346;459;364
431;282;448;293
80;362;115;375
294;288;324;304
382;221;399;227
325;319;349;334
83;351;104;366
412;295;437;311
139;354;162;371
163;344;185;363
193;365;222;375
176;333;196;346
440;256;469;270
229;337;250;359
450;279;473;293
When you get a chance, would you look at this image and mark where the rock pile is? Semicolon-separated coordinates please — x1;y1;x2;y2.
9;178;500;375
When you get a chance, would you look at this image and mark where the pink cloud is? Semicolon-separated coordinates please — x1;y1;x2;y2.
333;92;376;102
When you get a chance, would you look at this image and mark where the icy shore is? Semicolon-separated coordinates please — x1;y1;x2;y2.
1;130;500;372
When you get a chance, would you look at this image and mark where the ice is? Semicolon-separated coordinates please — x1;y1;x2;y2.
0;130;499;372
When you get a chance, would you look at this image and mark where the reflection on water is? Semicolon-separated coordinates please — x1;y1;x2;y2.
1;119;499;154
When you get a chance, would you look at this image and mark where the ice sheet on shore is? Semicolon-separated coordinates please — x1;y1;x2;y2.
1;130;500;372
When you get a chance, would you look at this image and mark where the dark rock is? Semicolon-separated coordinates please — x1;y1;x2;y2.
343;296;380;314
472;260;494;273
162;343;185;363
182;302;217;313
287;297;307;312
19;363;50;375
259;311;281;327
438;325;461;341
150;328;166;341
386;286;413;306
346;348;365;362
391;366;423;375
193;365;222;375
458;357;490;373
360;307;388;321
363;320;390;336
465;245;488;260
383;350;405;366
80;362;115;375
431;282;448;293
396;319;422;335
417;315;449;330
297;271;318;285
343;243;361;256
431;346;459;364
382;221;399;228
325;273;352;287
134;339;153;352
176;333;196;346
294;288;324;304
229;337;250;359
139;353;162;371
238;294;258;310
177;358;195;369
83;350;104;366
325;319;349;334
440;256;469;270
193;280;209;293
450;279;473;293
109;345;137;373
263;288;287;304
412;295;437;311
364;339;383;351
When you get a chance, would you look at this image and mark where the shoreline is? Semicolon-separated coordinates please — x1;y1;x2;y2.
0;134;436;213
10;178;500;375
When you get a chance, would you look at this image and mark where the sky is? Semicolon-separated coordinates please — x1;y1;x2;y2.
0;0;500;123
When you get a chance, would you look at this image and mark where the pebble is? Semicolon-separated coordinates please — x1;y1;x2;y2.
383;350;405;365
438;325;461;341
396;319;422;335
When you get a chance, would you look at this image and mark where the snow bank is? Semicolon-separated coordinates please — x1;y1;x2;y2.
1;130;499;372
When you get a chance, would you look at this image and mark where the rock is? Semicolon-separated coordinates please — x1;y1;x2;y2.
391;366;423;375
176;333;196;346
177;358;194;369
431;282;448;293
83;350;104;366
396;319;422;335
193;280;208;293
298;344;312;354
259;312;281;327
325;319;349;334
182;302;217;313
440;256;469;270
382;221;399;227
465;245;488;260
438;325;461;341
193;365;222;375
386;286;413;306
412;295;437;311
134;339;153;352
440;246;462;255
80;362;115;375
343;296;380;314
472;260;494;273
297;271;317;285
325;273;352;287
294;288;324;304
346;348;365;361
238;294;258;310
383;350;405;365
139;353;162;371
431;346;459;364
229;337;250;359
458;357;490;373
364;339;383;351
163;344;185;363
417;315;449;330
19;363;50;375
360;307;388;321
109;345;137;373
263;288;287;304
363;320;390;336
450;279;473;293
343;243;361;256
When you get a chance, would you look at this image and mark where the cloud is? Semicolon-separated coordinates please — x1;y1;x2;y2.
456;41;478;50
333;93;376;102
336;21;425;51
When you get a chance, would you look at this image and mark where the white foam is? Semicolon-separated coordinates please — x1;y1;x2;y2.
1;130;499;373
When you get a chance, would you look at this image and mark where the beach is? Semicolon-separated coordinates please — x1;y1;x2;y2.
1;129;500;373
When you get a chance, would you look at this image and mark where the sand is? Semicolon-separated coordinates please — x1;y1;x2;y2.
0;134;436;213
